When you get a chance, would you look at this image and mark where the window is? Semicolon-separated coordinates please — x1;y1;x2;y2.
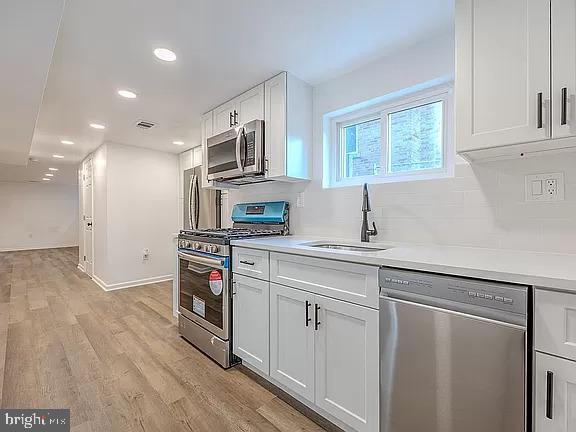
327;86;453;188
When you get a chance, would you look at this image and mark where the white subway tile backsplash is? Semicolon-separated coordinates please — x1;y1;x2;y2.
228;150;576;255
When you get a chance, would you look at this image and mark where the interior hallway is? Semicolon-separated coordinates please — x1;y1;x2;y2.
0;247;326;432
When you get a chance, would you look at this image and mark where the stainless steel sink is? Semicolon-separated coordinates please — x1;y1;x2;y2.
307;243;387;252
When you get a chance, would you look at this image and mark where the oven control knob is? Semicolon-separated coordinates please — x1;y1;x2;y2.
185;241;191;248
209;245;219;254
194;242;201;250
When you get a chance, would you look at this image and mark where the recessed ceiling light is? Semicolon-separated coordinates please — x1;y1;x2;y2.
45;173;54;177
52;154;64;159
118;89;137;99
173;141;184;146
48;167;58;171
61;140;74;145
154;48;177;62
42;178;51;181
90;123;106;129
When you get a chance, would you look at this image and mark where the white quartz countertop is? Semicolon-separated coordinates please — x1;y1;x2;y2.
231;236;576;292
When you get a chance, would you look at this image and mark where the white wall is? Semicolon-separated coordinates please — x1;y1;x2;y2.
0;182;78;251
91;143;179;289
228;32;576;255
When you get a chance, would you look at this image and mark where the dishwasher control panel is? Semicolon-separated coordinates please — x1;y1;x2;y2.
379;268;527;317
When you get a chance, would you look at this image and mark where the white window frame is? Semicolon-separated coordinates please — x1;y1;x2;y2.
327;85;454;188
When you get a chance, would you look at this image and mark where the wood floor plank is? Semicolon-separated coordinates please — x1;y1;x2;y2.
0;247;328;432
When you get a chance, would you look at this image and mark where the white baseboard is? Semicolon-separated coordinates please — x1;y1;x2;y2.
0;244;79;253
77;263;85;272
92;273;174;291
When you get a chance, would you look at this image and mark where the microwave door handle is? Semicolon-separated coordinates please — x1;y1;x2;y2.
235;128;245;172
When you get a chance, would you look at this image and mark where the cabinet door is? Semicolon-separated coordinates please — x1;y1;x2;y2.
213;100;236;135
236;84;264;125
232;274;269;374
314;295;379;432
269;283;315;402
455;0;551;152
535;352;576;431
552;0;576;138
264;73;287;179
535;289;576;362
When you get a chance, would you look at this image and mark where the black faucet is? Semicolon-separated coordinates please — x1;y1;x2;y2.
361;183;378;242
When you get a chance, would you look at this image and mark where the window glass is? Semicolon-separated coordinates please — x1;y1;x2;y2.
342;118;381;178
388;101;443;173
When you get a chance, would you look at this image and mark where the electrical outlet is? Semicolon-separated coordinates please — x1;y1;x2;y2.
143;248;150;260
525;172;565;202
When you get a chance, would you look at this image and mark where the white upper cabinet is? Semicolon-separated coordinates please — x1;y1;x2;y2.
456;0;551;157
236;84;265;126
200;72;312;188
265;72;312;181
213;100;237;136
552;0;576;139
212;84;265;136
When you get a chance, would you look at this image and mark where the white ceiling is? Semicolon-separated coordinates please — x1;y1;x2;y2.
1;0;454;185
0;0;65;166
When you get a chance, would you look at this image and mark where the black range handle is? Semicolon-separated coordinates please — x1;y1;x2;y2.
239;260;255;266
314;304;321;330
561;87;568;126
546;370;554;419
305;301;311;327
537;92;543;129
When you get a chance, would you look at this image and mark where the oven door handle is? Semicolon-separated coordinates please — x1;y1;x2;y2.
178;252;226;269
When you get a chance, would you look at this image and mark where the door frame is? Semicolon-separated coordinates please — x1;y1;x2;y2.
81;157;94;278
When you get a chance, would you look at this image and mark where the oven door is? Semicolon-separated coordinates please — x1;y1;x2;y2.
178;251;229;340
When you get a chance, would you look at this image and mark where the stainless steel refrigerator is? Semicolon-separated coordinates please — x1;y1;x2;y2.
183;167;221;230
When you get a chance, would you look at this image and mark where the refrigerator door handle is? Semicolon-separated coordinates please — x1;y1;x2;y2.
193;174;200;229
189;174;196;230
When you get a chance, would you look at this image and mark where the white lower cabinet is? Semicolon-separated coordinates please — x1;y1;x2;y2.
232;274;269;374
314;294;379;432
269;282;379;432
535;352;576;432
270;283;315;402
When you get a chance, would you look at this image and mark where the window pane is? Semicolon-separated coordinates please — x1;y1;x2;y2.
342;118;381;178
388;101;443;173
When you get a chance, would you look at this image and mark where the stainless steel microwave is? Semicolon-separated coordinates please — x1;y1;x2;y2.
206;119;265;183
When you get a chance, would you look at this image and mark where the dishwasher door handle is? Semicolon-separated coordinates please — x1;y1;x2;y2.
379;294;526;330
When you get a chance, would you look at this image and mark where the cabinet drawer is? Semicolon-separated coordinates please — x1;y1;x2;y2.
270;252;379;308
232;247;269;280
536;289;576;361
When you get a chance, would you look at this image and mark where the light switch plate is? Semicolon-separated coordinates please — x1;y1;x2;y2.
525;172;565;202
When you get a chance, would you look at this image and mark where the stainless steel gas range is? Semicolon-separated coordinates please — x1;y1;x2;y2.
177;201;289;368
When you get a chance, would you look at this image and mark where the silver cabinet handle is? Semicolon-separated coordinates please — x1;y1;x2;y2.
561;87;568;126
537;92;543;129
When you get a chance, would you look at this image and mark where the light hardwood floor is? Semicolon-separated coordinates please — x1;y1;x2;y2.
0;247;326;432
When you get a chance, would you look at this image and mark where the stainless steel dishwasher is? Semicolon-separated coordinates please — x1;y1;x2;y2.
379;267;529;432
